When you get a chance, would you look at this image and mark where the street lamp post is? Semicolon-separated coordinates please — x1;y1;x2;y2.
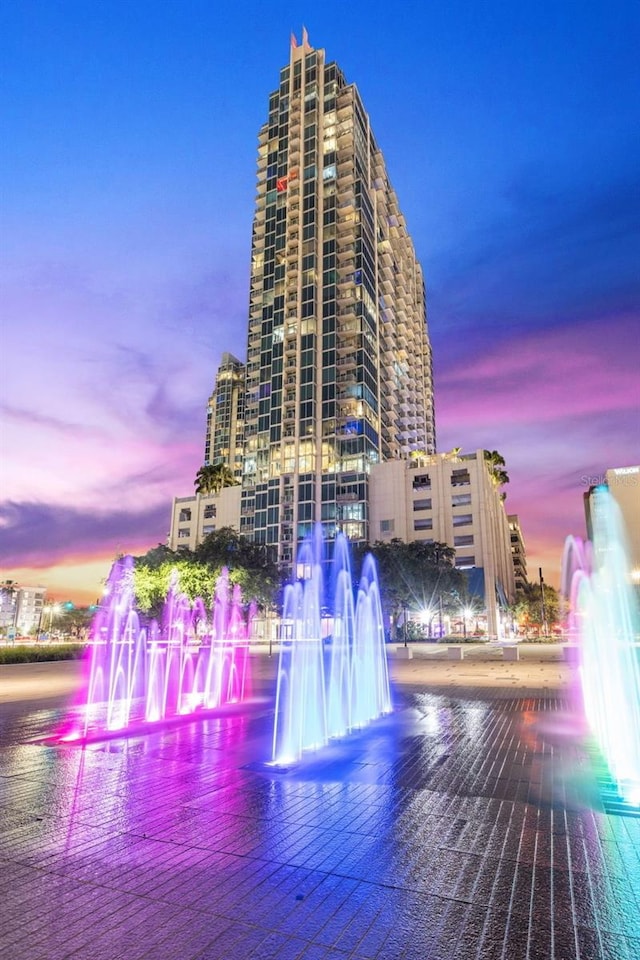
539;567;548;637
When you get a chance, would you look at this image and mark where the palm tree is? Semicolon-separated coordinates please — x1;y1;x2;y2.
483;449;510;490
194;463;238;496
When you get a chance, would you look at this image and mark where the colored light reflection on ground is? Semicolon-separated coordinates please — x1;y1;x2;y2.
563;485;640;807
57;556;251;741
272;525;391;764
5;669;639;959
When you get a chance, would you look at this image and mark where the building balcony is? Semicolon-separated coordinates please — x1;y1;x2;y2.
336;354;357;369
337;260;355;277
336;216;355;236
337;195;355;215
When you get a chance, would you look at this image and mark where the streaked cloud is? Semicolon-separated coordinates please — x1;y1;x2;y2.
0;501;170;568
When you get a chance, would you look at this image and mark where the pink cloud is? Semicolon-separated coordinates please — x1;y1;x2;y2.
437;314;637;430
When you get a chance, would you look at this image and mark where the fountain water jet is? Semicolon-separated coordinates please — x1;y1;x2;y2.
272;525;391;764
562;486;640;806
59;556;252;741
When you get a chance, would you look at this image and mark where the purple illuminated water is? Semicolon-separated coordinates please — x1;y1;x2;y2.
272;525;391;764
59;556;251;740
562;486;640;805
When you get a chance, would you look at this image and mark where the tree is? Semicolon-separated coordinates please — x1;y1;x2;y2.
355;539;464;640
195;528;281;609
136;543;181;569
51;606;94;639
483;449;510;492
194;463;238;496
513;582;562;636
132;529;281;618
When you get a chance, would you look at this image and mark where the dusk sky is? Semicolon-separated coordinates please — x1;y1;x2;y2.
1;0;638;603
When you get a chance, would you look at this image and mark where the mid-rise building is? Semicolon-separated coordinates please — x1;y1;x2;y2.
239;32;435;568
0;583;46;637
508;514;528;590
204;352;245;480
369;451;515;637
167;488;242;553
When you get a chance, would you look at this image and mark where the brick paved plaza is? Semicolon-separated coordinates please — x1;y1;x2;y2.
1;647;639;960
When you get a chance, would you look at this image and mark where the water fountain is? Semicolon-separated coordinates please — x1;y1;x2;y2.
272;525;391;764
562;485;640;806
59;555;252;741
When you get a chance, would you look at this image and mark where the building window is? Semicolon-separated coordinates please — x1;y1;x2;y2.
202;524;216;536
451;469;471;487
455;555;475;568
413;498;432;511
178;528;191;539
452;493;472;506
380;519;394;534
414;518;433;531
203;505;216;519
452;513;473;527
412;474;431;489
454;535;474;547
179;508;192;522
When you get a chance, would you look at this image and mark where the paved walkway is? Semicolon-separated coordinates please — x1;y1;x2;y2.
1;651;638;959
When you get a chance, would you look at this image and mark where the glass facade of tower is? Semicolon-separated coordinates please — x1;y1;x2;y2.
241;35;435;570
204;352;245;480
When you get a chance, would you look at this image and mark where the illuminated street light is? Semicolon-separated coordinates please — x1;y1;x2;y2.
419;607;434;638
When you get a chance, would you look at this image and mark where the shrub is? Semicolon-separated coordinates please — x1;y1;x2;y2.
0;644;86;665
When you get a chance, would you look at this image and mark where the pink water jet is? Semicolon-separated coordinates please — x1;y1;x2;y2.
58;556;252;741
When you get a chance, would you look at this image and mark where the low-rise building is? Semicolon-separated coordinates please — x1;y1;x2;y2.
167;486;242;553
369;450;515;637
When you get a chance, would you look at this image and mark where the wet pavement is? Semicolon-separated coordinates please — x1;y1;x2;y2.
1;656;639;959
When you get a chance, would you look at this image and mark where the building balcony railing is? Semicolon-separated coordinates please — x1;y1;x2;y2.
336;354;357;369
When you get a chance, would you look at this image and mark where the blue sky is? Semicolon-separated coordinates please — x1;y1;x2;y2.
1;0;638;599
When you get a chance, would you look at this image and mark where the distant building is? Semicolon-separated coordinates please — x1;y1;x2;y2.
0;583;19;635
167;487;242;553
0;583;46;637
508;514;528;590
204;352;245;481
369;450;515;637
584;466;640;580
606;466;640;576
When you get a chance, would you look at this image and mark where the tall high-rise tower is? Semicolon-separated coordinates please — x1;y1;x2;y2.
240;32;435;567
204;352;245;480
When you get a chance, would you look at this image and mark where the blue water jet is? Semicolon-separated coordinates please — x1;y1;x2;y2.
272;526;391;764
562;486;640;806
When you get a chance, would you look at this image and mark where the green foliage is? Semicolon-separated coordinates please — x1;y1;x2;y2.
52;607;94;637
483;449;510;490
132;528;281;616
514;582;562;633
0;644;86;664
136;543;180;569
194;463;238;496
354;539;466;640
